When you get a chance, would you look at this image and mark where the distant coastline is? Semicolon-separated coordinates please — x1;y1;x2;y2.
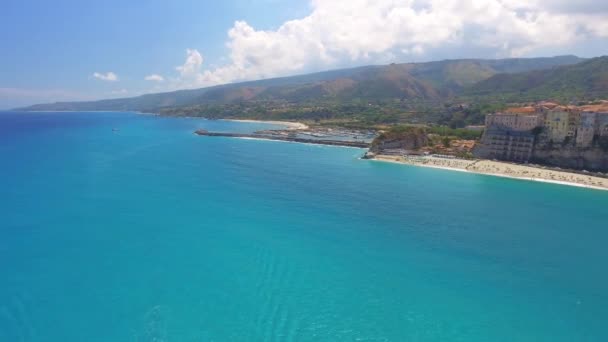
9;110;159;115
198;119;608;191
367;154;608;191
11;110;608;191
222;119;309;130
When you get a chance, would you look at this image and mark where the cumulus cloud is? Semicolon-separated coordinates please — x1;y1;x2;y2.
93;72;118;81
174;0;608;88
176;49;204;78
144;74;165;82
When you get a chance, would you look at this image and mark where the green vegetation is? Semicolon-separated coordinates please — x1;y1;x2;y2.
454;151;475;160
370;124;481;157
19;55;608;130
377;125;428;137
375;124;482;143
371;125;429;151
465;56;608;102
427;126;484;140
158;99;450;127
436;102;506;128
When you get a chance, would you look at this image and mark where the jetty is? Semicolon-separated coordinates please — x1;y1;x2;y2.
194;130;370;148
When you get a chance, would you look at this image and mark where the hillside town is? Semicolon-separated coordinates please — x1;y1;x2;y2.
474;101;608;170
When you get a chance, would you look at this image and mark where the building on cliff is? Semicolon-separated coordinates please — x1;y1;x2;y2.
577;112;597;147
475;103;608;170
485;112;543;131
475;110;543;162
476;129;536;162
540;106;581;144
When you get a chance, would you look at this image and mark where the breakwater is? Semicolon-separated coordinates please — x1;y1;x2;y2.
194;130;370;148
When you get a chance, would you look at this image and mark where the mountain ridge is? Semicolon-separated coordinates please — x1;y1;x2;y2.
16;55;585;113
466;56;608;102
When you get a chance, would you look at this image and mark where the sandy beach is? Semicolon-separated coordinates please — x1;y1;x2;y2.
371;154;608;191
226;119;309;130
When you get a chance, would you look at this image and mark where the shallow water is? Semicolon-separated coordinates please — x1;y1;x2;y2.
1;112;608;341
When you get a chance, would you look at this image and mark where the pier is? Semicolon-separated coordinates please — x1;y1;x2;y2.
194;130;370;148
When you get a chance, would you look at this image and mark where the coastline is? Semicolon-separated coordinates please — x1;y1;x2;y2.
223;119;309;130
13;111;307;128
368;154;608;191
14;110;607;191
12;110;160;116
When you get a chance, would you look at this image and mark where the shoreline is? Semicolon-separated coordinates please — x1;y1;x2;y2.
369;155;608;191
11;110;607;191
223;119;309;130
12;111;308;129
9;110;161;116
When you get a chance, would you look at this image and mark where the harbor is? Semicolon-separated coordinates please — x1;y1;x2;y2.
194;129;371;148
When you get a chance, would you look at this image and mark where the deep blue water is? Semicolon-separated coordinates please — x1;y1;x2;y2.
1;111;608;341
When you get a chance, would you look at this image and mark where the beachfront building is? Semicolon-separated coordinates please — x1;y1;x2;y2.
476;103;608;166
544;109;571;143
476;129;536;162
476;111;542;162
576;112;597;147
485;112;543;132
537;106;581;143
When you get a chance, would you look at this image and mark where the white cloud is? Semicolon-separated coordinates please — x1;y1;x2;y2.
144;74;165;82
173;0;608;88
176;49;204;78
93;71;118;81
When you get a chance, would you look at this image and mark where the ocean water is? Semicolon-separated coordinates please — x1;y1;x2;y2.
1;111;608;341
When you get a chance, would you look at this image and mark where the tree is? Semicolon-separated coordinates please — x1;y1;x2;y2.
442;137;451;147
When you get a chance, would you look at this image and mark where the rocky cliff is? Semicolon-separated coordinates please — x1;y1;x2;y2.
531;147;608;171
369;127;429;153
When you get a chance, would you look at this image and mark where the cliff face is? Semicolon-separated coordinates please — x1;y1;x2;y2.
531;147;608;171
529;134;608;171
476;126;608;171
369;127;428;153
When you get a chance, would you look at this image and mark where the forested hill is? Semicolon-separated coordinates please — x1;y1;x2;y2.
465;56;608;102
18;55;584;113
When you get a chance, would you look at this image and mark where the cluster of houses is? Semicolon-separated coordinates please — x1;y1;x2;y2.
475;101;608;162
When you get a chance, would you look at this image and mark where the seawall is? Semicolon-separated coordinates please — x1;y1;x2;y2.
194;130;370;148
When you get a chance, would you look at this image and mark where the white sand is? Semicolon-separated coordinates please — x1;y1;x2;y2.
225;119;309;130
371;155;608;191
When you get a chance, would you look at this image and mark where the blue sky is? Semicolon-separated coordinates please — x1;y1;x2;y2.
0;0;309;108
1;0;608;109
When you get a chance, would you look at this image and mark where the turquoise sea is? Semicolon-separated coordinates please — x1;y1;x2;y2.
1;111;608;341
